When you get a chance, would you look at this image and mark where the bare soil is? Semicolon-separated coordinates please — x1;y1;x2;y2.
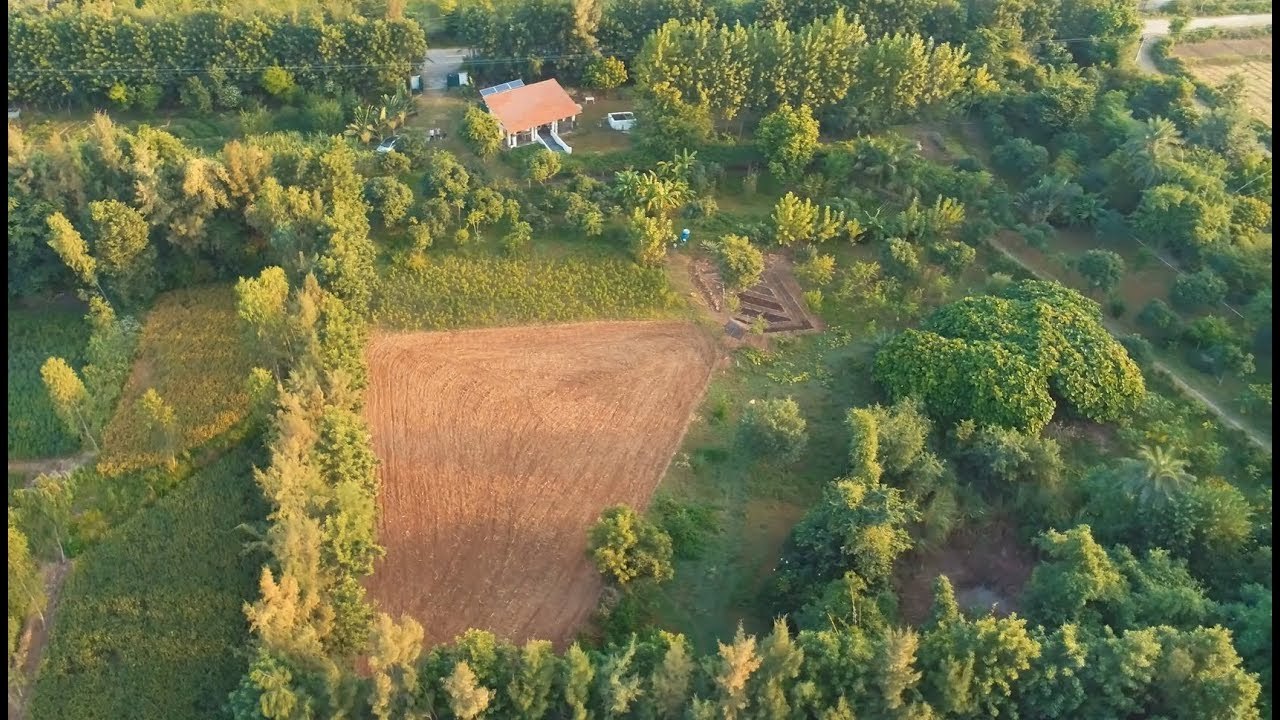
894;518;1036;625
1173;36;1272;124
363;321;718;647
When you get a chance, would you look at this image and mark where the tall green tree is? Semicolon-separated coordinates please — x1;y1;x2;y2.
40;357;97;452
87;200;157;308
444;660;493;720
757;104;819;184
11;474;74;563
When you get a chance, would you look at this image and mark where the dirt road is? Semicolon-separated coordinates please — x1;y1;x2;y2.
7;452;94;479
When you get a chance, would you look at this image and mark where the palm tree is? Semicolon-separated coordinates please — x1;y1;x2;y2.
613;169;643;206
1122;117;1182;189
1117;445;1196;506
380;88;413;131
656;149;697;182
637;172;687;216
344;104;381;144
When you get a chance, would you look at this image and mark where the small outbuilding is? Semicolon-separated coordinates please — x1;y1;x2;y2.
481;78;582;153
606;111;635;132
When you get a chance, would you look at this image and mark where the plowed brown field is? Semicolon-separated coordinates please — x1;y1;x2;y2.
364;321;717;646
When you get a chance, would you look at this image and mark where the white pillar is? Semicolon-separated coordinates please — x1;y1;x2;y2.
551;119;559;134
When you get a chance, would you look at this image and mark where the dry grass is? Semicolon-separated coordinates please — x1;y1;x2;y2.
1173;37;1272;124
97;287;257;475
363;321;717;647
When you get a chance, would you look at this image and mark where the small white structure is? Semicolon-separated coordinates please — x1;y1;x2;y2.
482;78;582;153
606;111;636;132
7;108;19;121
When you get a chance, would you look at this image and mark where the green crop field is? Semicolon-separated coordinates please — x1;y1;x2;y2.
8;306;90;460
29;444;266;720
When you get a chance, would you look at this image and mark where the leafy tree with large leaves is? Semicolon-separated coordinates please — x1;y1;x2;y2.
876;281;1145;432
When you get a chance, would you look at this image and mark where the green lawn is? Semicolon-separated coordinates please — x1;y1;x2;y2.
30;444;266;720
8;306;90;460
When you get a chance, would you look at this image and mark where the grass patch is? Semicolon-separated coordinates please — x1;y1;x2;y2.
650;329;885;651
29;443;266;720
8;306;90;460
97;287;257;476
373;254;682;330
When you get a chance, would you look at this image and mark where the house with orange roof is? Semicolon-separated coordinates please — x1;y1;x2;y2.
481;78;583;154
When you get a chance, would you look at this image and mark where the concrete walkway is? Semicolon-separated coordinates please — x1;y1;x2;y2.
422;47;471;90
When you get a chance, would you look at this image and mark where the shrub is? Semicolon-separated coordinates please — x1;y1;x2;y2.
583;55;628;92
1120;334;1154;366
992;138;1050;178
301;95;345;135
134;84;163;112
179;76;213;114
1107;295;1127;318
882;238;921;279
377;149;411;176
927;240;977;274
650;497;717;560
795;250;836;286
1138;299;1183;340
259;66;296;99
715;234;764;292
523;149;561;185
803;289;823;311
1074;249;1126;294
737;397;808;463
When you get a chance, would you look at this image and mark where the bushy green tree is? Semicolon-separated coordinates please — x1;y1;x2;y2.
462;105;505;159
588;505;674;587
523;150;562;185
364;177;415;228
757;104;820;183
1171;269;1228;311
628;208;672;266
40;357;96;452
260;66;296;99
584;55;628;93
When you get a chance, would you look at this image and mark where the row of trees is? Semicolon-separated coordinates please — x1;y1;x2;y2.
8;9;426;107
634;12;980;133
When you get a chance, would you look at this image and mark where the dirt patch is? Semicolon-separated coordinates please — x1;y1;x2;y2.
6;452;95;480
364;321;718;647
1173;36;1272;124
894;518;1035;625
692;254;823;336
7;560;71;720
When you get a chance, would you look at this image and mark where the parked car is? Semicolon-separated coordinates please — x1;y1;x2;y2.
376;135;402;153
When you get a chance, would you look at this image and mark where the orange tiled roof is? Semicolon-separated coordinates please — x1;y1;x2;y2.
483;79;582;133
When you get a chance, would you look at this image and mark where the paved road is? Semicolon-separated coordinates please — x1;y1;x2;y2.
421;47;471;90
1135;13;1271;72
